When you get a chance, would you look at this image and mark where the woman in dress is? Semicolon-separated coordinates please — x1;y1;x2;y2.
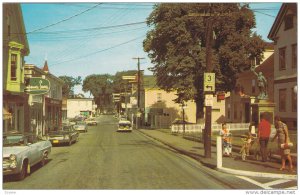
272;116;294;172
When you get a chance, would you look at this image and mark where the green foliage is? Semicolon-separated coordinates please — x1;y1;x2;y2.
59;76;82;98
82;74;114;108
143;3;266;117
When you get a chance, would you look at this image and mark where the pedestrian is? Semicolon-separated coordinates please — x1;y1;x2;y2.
257;113;271;162
220;123;232;157
271;116;294;172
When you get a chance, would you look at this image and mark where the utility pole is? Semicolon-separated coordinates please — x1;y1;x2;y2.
133;57;145;129
189;4;221;158
132;57;145;110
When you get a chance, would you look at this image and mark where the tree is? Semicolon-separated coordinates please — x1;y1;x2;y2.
143;3;265;119
82;74;114;110
59;76;82;98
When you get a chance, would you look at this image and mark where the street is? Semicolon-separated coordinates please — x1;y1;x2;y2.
3;115;259;189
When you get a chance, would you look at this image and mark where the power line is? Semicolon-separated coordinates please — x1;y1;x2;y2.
51;34;146;66
27;21;146;35
27;3;103;34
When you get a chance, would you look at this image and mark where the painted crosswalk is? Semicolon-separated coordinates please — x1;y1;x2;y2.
236;176;297;189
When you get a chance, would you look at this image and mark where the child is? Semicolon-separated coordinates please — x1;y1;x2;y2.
220;123;232;157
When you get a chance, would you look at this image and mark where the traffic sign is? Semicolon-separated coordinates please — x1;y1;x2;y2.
204;73;215;92
205;94;214;107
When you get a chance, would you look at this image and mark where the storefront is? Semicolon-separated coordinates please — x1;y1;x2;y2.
45;97;62;133
3;91;29;133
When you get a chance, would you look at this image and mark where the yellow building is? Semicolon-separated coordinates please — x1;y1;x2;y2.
143;76;196;128
3;3;30;133
268;3;297;129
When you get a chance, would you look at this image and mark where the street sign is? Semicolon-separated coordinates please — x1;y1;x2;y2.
205;94;214;107
122;75;136;80
204;73;215;92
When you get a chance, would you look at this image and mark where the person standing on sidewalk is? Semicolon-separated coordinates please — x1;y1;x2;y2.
271;116;294;172
220;123;232;157
258;113;271;162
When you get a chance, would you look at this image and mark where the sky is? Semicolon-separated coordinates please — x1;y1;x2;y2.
19;2;283;95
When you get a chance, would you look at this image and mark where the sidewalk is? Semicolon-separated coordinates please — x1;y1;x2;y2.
138;129;297;179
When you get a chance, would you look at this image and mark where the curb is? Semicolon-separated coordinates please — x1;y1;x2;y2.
218;167;297;180
138;129;297;179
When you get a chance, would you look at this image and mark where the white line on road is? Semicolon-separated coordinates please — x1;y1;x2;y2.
236;176;273;189
263;179;292;187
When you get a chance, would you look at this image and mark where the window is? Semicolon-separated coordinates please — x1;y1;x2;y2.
10;54;17;81
279;47;286;70
284;14;294;30
252;79;256;94
234;103;238;120
292;88;297;112
279;89;287;112
292;44;297;69
157;93;162;102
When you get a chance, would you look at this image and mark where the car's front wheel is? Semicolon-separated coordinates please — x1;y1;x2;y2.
16;161;28;180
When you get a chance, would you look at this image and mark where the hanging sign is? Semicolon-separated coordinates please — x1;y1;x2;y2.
25;77;50;95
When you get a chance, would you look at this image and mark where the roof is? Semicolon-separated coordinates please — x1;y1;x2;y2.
268;3;297;40
43;60;49;73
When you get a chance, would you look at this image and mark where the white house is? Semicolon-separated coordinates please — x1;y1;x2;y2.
67;98;96;118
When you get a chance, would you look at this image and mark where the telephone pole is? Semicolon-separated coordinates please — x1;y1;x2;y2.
189;4;223;158
132;57;145;110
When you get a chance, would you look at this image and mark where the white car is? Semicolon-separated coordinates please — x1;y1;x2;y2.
117;120;132;132
73;121;88;133
3;133;52;180
85;118;98;126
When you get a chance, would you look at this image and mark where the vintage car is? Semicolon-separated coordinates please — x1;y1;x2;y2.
48;125;79;146
3;132;52;180
73;121;88;133
117;120;132;132
85;117;98;126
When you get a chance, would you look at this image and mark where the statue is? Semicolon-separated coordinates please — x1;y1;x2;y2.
251;65;268;100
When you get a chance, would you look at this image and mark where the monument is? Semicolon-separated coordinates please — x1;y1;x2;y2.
250;65;275;125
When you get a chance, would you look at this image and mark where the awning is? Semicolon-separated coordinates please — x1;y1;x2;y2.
3;108;12;120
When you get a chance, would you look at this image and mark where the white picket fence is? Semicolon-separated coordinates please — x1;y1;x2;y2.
171;123;250;133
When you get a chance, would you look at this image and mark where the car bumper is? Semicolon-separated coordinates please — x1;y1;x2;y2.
49;139;70;144
74;129;86;132
117;128;132;132
3;164;20;175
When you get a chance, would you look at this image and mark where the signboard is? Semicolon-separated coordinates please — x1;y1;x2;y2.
122;76;136;80
25;78;50;95
205;94;214;107
204;73;215;92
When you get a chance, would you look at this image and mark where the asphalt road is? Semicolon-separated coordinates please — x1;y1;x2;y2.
3;115;258;189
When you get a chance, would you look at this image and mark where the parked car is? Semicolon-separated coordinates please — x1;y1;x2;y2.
48;125;79;146
117;120;132;132
73;121;88;133
3;132;52;180
85;117;98;126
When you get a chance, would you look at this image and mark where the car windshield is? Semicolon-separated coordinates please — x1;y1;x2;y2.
3;135;26;146
119;122;131;127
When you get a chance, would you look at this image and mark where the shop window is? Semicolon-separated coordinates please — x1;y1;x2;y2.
10;54;17;81
279;89;286;112
279;47;286;70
